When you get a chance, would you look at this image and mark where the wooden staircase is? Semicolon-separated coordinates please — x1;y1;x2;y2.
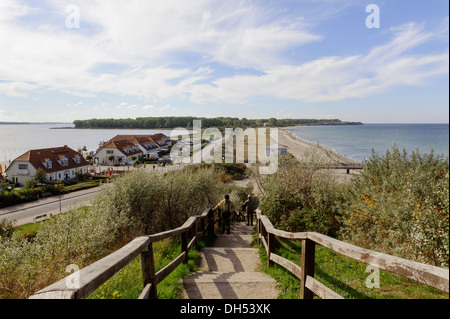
181;222;280;299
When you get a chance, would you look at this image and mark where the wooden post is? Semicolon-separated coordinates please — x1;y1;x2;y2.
268;232;275;267
141;242;157;299
300;239;315;299
181;230;188;264
256;217;260;245
193;219;198;245
208;209;214;237
200;216;205;240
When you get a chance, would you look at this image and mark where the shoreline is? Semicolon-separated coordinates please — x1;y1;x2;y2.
278;127;359;165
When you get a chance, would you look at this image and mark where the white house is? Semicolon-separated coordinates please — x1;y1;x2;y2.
109;135;161;160
94;140;143;165
265;144;289;157
5;146;89;185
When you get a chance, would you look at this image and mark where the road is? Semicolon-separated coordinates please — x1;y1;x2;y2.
0;165;186;227
0;187;100;226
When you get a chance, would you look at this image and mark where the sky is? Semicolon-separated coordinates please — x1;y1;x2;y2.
0;0;448;124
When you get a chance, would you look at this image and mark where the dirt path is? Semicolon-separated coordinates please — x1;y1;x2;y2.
181;222;280;299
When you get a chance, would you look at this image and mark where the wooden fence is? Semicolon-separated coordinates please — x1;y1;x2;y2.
256;209;449;299
29;207;448;299
29;208;216;299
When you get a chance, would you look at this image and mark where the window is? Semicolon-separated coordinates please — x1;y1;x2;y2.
19;164;28;170
106;150;114;154
48;160;52;168
61;157;69;166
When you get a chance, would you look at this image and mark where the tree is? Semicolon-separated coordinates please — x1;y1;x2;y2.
34;168;48;185
268;118;277;126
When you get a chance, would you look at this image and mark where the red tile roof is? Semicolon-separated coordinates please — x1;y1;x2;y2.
13;146;89;174
109;134;167;150
98;140;143;156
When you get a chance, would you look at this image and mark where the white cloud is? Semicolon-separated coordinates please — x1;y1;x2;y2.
189;22;449;104
0;0;321;100
0;1;447;111
0;81;37;98
160;105;172;111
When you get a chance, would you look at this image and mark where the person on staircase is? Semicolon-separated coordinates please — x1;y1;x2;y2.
242;194;259;226
213;194;235;234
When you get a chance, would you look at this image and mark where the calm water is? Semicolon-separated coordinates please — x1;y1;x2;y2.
289;124;449;162
0;124;183;163
1;123;448;164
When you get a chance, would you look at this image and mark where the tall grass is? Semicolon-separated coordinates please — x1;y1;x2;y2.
88;238;204;299
254;234;448;299
340;146;449;267
0;166;226;299
257;146;449;268
255;145;448;298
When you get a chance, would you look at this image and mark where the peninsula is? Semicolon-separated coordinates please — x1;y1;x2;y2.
72;117;362;130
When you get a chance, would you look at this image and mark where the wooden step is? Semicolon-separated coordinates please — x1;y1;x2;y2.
182;272;279;299
213;234;254;248
199;248;261;272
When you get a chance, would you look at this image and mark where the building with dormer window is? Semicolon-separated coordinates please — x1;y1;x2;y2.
94;140;143;165
5;146;89;185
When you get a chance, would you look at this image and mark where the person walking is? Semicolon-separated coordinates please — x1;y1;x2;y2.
243;194;258;226
213;194;235;234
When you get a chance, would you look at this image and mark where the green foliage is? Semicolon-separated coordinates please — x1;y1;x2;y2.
341;146;449;267
258;150;347;236
88;237;203;299
257;144;448;269
34;168;48;184
256;237;447;299
0;218;14;238
0;166;225;298
73;117;361;129
0;182;99;208
92;167;225;234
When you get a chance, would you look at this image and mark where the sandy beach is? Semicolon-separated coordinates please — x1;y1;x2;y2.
277;127;361;181
278;127;359;165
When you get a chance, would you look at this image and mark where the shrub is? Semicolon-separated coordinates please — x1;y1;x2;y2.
257;147;346;236
0;165;226;298
0;218;14;238
340;146;449;268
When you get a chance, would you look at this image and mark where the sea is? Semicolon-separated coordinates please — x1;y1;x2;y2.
289;123;449;162
0;123;185;163
0;123;448;164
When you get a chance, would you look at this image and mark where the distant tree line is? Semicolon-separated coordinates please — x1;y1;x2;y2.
73;117;362;129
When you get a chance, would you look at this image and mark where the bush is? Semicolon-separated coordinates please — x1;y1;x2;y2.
0;166;227;298
340;146;449;268
0;218;14;238
257;148;346;236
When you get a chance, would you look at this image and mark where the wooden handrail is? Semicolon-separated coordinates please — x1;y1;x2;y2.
30;208;216;299
256;209;449;299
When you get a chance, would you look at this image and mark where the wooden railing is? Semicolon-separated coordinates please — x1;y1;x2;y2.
29;206;448;299
30;208;216;299
256;209;449;299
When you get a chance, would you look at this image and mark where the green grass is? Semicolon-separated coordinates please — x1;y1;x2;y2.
88;237;206;299
253;234;448;299
14;222;42;236
62;181;100;193
12;207;90;237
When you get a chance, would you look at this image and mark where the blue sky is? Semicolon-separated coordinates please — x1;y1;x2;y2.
0;0;448;123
